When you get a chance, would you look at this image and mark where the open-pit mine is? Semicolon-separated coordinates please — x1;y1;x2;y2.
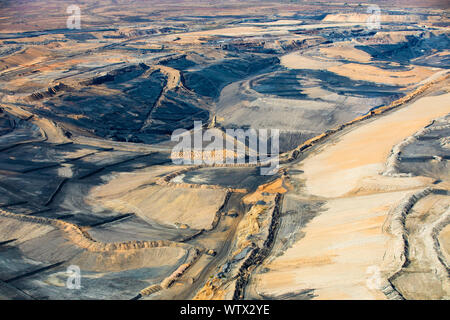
0;0;449;301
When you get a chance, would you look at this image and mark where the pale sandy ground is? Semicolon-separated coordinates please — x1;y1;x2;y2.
253;90;450;300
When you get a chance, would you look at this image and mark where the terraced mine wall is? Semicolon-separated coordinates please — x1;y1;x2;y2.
233;193;283;300
138;248;202;298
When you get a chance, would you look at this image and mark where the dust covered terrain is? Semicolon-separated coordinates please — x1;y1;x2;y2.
0;0;449;300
